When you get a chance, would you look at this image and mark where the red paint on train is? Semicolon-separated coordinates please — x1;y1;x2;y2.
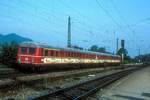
16;42;121;71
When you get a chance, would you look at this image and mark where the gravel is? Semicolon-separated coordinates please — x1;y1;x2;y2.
0;66;133;99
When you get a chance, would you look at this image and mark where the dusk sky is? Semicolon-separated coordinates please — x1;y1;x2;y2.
0;0;150;57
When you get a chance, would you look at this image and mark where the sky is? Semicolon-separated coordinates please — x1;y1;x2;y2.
0;0;150;57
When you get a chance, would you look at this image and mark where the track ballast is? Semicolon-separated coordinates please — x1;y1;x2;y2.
28;66;141;100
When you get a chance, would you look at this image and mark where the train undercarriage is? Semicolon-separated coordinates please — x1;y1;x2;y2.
17;62;120;73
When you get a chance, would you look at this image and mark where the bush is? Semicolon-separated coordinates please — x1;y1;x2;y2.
0;42;18;67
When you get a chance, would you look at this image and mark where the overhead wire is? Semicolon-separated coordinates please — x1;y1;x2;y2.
0;1;67;40
57;0;110;46
59;0;104;31
109;0;133;43
95;0;125;33
19;2;90;42
110;0;135;35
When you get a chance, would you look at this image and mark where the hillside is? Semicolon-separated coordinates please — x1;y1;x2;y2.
0;33;32;44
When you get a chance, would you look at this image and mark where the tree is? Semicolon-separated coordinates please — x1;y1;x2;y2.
135;53;150;62
0;44;2;63
90;45;107;53
72;45;83;50
90;45;98;52
98;47;106;53
0;42;18;67
117;48;129;60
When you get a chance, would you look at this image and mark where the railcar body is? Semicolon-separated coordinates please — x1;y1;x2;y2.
17;42;121;72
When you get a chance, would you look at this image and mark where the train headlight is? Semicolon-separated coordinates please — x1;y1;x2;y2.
25;57;28;60
18;58;21;63
41;59;44;62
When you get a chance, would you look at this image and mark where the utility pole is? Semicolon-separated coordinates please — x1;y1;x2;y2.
121;39;125;62
138;48;141;63
121;39;125;49
138;48;140;56
67;16;71;48
116;38;119;54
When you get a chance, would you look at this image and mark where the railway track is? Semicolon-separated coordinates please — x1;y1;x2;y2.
28;67;141;100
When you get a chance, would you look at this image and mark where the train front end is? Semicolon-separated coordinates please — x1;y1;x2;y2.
17;42;43;71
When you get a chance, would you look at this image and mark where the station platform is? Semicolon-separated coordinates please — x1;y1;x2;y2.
96;66;150;100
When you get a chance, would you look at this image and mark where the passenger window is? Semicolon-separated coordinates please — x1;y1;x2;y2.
44;50;48;56
51;50;54;56
21;47;27;54
55;51;58;56
29;48;35;55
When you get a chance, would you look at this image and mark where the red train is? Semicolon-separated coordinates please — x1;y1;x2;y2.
17;42;121;72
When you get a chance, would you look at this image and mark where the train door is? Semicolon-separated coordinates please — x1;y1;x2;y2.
19;47;28;63
28;47;36;64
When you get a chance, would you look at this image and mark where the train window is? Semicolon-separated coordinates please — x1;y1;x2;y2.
64;52;66;57
51;50;54;56
83;54;85;58
72;52;74;57
70;52;71;57
48;51;51;56
75;53;77;57
55;51;58;56
79;53;81;58
70;52;73;57
68;52;70;57
62;51;64;57
66;52;68;57
70;52;72;57
44;49;48;56
65;52;67;57
57;51;60;56
77;53;79;57
73;52;75;57
85;54;87;58
21;47;27;54
87;54;89;58
29;48;35;55
54;51;56;56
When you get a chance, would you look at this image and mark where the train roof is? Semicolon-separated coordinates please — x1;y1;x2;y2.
20;42;120;57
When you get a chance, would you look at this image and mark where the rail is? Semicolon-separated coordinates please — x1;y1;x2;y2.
28;67;141;100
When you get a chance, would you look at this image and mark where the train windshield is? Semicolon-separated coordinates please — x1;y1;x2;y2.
20;47;27;54
29;47;36;55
